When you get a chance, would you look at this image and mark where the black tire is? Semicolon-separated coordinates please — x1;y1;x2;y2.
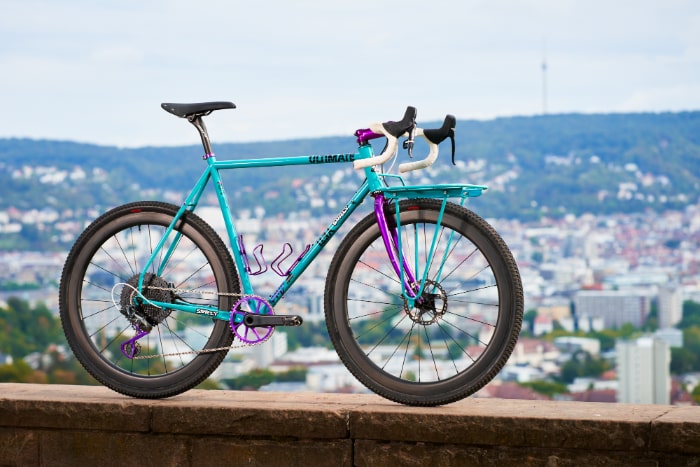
59;201;239;398
325;199;523;406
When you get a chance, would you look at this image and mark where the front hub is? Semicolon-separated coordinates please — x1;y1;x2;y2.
405;280;447;325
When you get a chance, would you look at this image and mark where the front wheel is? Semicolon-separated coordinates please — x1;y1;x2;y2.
325;199;523;406
59;201;239;398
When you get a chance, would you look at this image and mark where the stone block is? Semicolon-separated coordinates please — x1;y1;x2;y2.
151;390;352;439
349;398;665;451
354;440;662;467
0;383;151;432
1;384;699;465
38;431;189;465
650;405;700;455
191;437;352;466
0;428;39;466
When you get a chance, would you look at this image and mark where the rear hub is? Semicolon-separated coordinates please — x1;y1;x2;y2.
120;272;174;327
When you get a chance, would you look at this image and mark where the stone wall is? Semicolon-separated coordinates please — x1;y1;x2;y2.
1;383;699;465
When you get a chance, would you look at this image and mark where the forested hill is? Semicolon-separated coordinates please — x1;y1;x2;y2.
1;111;699;221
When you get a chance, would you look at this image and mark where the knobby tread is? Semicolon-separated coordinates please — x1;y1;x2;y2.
59;201;239;398
324;199;523;406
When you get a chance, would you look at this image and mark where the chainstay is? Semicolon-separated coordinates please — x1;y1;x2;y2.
123;285;274;360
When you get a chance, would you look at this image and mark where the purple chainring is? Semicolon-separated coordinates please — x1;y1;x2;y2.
230;296;274;344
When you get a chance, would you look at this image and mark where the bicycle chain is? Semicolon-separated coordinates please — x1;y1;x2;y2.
124;285;274;360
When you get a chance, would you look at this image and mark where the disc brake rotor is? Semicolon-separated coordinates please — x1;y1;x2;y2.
405;280;447;325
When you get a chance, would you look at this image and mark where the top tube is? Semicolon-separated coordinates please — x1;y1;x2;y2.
211;153;358;169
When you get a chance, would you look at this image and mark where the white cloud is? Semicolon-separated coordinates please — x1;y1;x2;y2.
0;0;699;146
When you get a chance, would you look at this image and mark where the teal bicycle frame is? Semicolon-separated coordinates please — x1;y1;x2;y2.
135;142;487;321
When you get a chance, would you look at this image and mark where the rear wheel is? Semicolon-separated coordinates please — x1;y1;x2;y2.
325;199;523;406
59;201;238;398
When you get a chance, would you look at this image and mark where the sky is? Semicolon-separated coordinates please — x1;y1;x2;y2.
1;0;699;148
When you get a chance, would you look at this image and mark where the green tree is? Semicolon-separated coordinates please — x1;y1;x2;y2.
671;347;699;374
0;298;65;358
673;327;700;374
277;366;307;382
643;305;658;332
589;329;617;352
0;360;35;382
679;301;700;329
523;309;538;335
222;366;308;390
285;321;332;350
692;384;700;405
557;350;611;384
617;322;637;340
195;379;222;390
519;380;568;398
224;368;276;390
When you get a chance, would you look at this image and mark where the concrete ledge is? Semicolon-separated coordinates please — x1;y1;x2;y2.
1;383;699;465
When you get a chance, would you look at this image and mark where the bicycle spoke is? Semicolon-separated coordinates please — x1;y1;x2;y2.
327;199;522;405
60;202;239;398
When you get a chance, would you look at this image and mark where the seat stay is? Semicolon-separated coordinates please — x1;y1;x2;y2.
136;169;212;293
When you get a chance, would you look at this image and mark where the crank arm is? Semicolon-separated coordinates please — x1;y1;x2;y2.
243;313;303;327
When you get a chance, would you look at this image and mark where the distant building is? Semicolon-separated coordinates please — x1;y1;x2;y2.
658;285;683;329
499;365;545;383
553;336;601;356
306;364;366;393
616;337;670;405
559;314;605;333
251;331;288;368
507;338;560;368
305;292;324;322
535;304;571;322
532;315;553;336
574;289;652;328
654;327;683;348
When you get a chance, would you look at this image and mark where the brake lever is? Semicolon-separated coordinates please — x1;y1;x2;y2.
422;114;456;165
402;124;416;158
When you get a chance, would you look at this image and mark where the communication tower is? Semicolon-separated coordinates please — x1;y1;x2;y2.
541;40;548;115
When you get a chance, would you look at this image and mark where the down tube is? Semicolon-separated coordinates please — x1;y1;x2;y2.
268;181;371;306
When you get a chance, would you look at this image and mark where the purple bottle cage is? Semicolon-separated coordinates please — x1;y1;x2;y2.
238;235;268;275
238;235;310;277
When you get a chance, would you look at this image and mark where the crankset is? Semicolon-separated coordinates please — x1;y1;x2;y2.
230;296;303;344
240;313;303;327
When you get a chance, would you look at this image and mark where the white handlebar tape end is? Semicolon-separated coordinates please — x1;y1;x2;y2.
354;134;399;169
398;142;438;173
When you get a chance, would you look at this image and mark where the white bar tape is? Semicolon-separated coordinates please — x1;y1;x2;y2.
353;123;398;169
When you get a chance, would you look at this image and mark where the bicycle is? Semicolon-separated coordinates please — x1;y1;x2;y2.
59;102;523;406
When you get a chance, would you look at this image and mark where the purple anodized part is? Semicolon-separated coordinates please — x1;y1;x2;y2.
230;296;274;344
355;128;384;145
238;235;268;275
120;325;149;359
373;194;417;298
